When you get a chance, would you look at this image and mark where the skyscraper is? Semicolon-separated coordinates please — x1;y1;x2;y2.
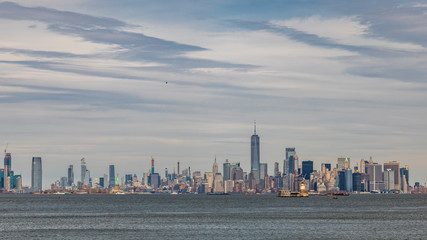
109;165;115;188
67;164;74;186
302;160;313;180
274;162;279;177
384;169;394;191
31;157;42;192
284;148;296;175
81;158;87;185
400;166;409;193
223;159;231;181
337;157;350;170
251;122;260;181
259;163;268;179
4;153;11;190
366;162;383;191
383;161;400;190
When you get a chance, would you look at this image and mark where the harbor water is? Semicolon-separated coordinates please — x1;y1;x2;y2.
0;194;425;239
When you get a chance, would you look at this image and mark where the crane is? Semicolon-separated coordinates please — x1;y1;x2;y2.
4;143;8;153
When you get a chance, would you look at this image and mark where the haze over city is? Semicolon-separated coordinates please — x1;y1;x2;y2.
0;0;426;188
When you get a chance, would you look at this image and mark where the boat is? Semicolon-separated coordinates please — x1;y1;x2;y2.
278;181;309;197
278;190;308;197
207;192;230;195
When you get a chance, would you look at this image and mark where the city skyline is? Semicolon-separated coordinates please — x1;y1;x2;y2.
1;1;427;188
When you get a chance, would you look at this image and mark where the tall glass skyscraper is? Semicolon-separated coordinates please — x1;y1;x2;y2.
67;164;74;186
81;158;87;185
109;165;115;188
284;148;296;175
250;122;260;181
4;153;11;172
31;157;42;192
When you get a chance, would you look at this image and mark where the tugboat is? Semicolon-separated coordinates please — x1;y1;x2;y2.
278;181;309;197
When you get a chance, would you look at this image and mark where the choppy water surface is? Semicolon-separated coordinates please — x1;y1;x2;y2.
0;194;425;239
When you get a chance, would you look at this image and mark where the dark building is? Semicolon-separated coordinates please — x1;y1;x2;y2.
99;177;104;188
109;165;115;188
67;164;74;186
125;174;133;186
31;157;42;192
324;163;331;171
338;171;346;191
251;122;260;180
302;160;313;180
353;172;362;192
149;173;160;188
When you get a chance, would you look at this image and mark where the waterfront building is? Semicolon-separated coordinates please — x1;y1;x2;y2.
205;172;213;191
223;159;231;180
400;166;409;193
338;171;345;191
109;165;115;188
344;169;353;192
251;122;260;181
302;161;313;180
67;164;74;186
31;157;42;192
383;161;400;190
384;169;395;191
352;172;362;192
224;180;233;193
212;173;224;193
366;162;383;192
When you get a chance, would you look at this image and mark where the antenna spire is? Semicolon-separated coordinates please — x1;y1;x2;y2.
254;120;256;134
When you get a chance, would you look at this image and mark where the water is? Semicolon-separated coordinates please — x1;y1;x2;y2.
0;194;425;239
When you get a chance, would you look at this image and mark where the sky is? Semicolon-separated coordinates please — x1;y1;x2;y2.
0;0;426;188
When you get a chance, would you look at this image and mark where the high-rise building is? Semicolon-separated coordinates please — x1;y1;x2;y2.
109;165;115;188
125;174;133;186
4;152;11;173
284;148;296;175
212;157;218;176
274;162;279;177
212;173;224;193
81;158;87;185
344;169;353;192
366;162;383;192
99;177;104;188
360;159;369;173
67;164;74;186
337;157;350;170
31;157;42;192
383;161;400;190
150;173;160;188
302;161;313;180
353;172;362;192
384;169;395;191
400;166;409;193
223;159;231;181
4;153;11;191
259;163;268;179
251;122;260;181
